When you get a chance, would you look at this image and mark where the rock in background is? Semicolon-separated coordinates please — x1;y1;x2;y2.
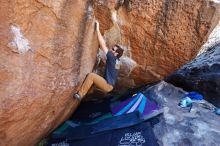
144;81;220;146
0;0;220;145
166;43;220;106
166;13;220;106
0;1;98;145
93;0;220;87
199;20;220;54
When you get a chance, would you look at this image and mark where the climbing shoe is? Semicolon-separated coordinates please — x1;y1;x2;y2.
73;93;81;101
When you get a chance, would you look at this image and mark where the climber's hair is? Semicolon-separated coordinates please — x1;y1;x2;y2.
115;45;124;59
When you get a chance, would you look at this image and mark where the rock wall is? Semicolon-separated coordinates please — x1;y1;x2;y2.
144;81;220;146
0;0;98;145
165;3;220;107
94;0;220;87
0;0;219;145
166;43;220;106
199;20;220;54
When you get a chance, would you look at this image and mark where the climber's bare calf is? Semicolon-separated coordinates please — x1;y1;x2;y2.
74;21;124;101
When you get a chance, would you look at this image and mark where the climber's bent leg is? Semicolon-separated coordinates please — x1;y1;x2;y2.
78;73;113;98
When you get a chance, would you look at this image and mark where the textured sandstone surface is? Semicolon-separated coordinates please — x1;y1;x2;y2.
166;6;220;106
94;0;220;88
0;0;219;145
199;20;220;54
0;1;98;145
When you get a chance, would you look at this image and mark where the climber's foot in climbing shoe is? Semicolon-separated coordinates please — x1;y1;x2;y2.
73;93;82;101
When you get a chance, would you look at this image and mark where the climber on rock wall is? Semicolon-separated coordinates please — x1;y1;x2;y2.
73;21;124;101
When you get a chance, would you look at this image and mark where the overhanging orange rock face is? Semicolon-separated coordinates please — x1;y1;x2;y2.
0;0;219;145
93;0;220;87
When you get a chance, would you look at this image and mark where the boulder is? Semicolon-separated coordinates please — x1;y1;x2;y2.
144;81;220;146
93;0;220;87
199;20;220;54
0;0;220;145
166;43;220;106
0;0;98;145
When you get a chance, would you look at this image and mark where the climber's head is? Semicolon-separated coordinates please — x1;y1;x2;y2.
111;45;124;59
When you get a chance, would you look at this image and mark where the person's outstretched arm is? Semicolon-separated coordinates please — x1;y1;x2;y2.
95;21;108;54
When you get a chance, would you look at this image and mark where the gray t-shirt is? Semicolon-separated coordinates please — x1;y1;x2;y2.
104;51;119;86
